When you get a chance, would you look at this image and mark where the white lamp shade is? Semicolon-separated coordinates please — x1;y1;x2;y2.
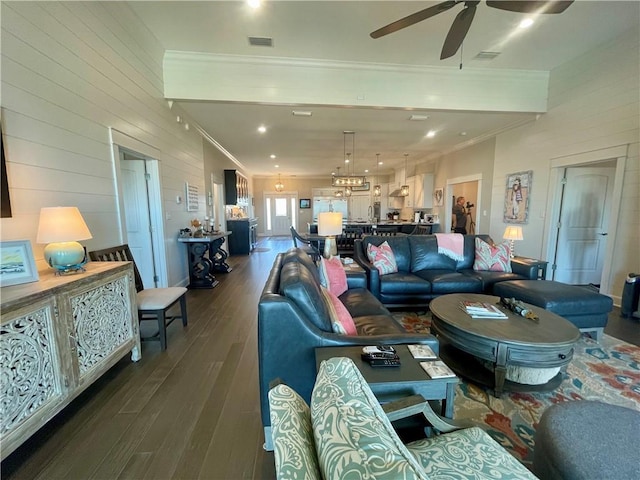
37;207;93;243
503;226;523;241
318;212;343;236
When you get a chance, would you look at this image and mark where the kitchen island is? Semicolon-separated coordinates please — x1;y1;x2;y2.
308;221;440;235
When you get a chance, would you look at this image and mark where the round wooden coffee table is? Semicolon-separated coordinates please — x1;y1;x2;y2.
429;293;580;397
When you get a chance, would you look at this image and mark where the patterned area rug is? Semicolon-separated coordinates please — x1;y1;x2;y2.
395;312;640;466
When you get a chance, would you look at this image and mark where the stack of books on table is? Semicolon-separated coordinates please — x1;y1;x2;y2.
420;360;456;379
460;300;508;319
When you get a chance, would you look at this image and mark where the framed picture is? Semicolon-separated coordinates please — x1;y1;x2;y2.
433;187;444;206
299;198;310;209
504;170;532;224
0;240;39;287
351;182;370;192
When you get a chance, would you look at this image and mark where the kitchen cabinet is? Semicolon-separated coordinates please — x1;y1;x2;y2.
349;194;371;222
224;169;249;206
0;262;140;460
226;218;258;255
413;174;435;208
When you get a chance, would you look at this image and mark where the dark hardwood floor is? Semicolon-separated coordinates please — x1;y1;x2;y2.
2;236;637;479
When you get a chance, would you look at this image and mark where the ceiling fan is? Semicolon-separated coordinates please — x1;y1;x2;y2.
370;1;574;60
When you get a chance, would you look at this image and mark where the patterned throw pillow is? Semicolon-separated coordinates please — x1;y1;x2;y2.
321;286;357;335
318;256;348;296
311;357;429;480
366;241;398;275
473;237;512;272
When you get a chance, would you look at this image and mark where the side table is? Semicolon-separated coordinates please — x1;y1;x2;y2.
315;345;458;419
178;232;232;289
512;256;548;280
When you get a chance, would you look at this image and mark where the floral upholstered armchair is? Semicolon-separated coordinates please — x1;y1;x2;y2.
269;357;538;480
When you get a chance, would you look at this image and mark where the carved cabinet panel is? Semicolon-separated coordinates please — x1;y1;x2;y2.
0;262;140;459
0;298;65;440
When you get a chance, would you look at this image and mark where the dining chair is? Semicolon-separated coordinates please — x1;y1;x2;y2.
373;225;398;236
89;244;188;351
289;226;322;262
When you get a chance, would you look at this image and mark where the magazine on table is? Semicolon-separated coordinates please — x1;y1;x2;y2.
460;300;507;319
407;344;437;360
420;360;456;379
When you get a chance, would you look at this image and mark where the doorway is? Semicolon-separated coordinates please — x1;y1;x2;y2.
109;128;168;288
546;145;626;294
445;174;482;234
264;193;297;235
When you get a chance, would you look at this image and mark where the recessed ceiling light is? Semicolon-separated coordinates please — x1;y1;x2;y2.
270;154;276;159
459;131;467;136
378;161;383;165
275;164;279;168
247;0;261;9
519;18;534;29
409;114;430;121
426;130;436;138
257;125;266;134
364;169;369;173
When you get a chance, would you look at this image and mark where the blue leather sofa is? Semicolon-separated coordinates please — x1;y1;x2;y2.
258;248;438;450
353;234;539;308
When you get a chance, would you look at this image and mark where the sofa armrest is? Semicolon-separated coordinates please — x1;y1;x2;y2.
354;239;381;298
510;259;539;279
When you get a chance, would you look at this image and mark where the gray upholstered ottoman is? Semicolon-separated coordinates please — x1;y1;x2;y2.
533;401;640;480
493;280;613;341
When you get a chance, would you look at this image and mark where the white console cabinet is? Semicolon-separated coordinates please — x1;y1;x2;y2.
0;262;140;459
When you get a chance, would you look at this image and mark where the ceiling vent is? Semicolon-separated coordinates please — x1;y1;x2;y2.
409;114;429;121
473;51;501;61
248;36;273;47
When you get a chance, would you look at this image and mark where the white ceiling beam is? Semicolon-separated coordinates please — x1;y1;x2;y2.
163;52;549;113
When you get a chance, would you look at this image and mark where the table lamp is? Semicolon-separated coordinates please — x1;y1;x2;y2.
318;212;343;258
37;206;93;273
503;226;523;258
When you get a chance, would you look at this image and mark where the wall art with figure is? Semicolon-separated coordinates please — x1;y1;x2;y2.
503;171;532;224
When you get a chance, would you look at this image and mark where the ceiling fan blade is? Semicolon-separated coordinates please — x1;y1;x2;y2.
486;1;574;14
440;3;477;59
370;1;460;39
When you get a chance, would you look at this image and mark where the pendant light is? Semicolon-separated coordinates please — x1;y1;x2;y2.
275;173;284;192
400;153;410;197
373;153;381;197
334;167;344;197
344;152;352;197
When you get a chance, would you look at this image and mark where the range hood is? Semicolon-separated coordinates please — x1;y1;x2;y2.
389;188;405;197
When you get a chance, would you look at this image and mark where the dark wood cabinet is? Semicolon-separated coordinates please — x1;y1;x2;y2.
224;169;249;206
227;218;258;255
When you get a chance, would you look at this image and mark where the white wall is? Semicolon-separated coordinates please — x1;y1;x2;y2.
489;26;639;299
1;2;207;286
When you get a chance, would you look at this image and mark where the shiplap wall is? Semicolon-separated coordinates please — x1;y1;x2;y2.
1;2;207;286
489;26;639;300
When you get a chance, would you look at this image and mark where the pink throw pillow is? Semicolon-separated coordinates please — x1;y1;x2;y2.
366;241;398;275
321;287;357;335
473;238;512;272
319;256;348;296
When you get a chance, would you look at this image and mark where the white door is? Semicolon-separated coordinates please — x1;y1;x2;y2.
267;194;295;235
121;157;156;288
554;166;615;285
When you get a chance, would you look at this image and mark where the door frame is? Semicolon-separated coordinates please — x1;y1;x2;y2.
544;145;627;295
263;191;298;235
445;174;483;234
109;128;168;287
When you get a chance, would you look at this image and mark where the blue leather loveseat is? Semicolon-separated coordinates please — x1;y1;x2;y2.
257;248;438;450
353;234;539;308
